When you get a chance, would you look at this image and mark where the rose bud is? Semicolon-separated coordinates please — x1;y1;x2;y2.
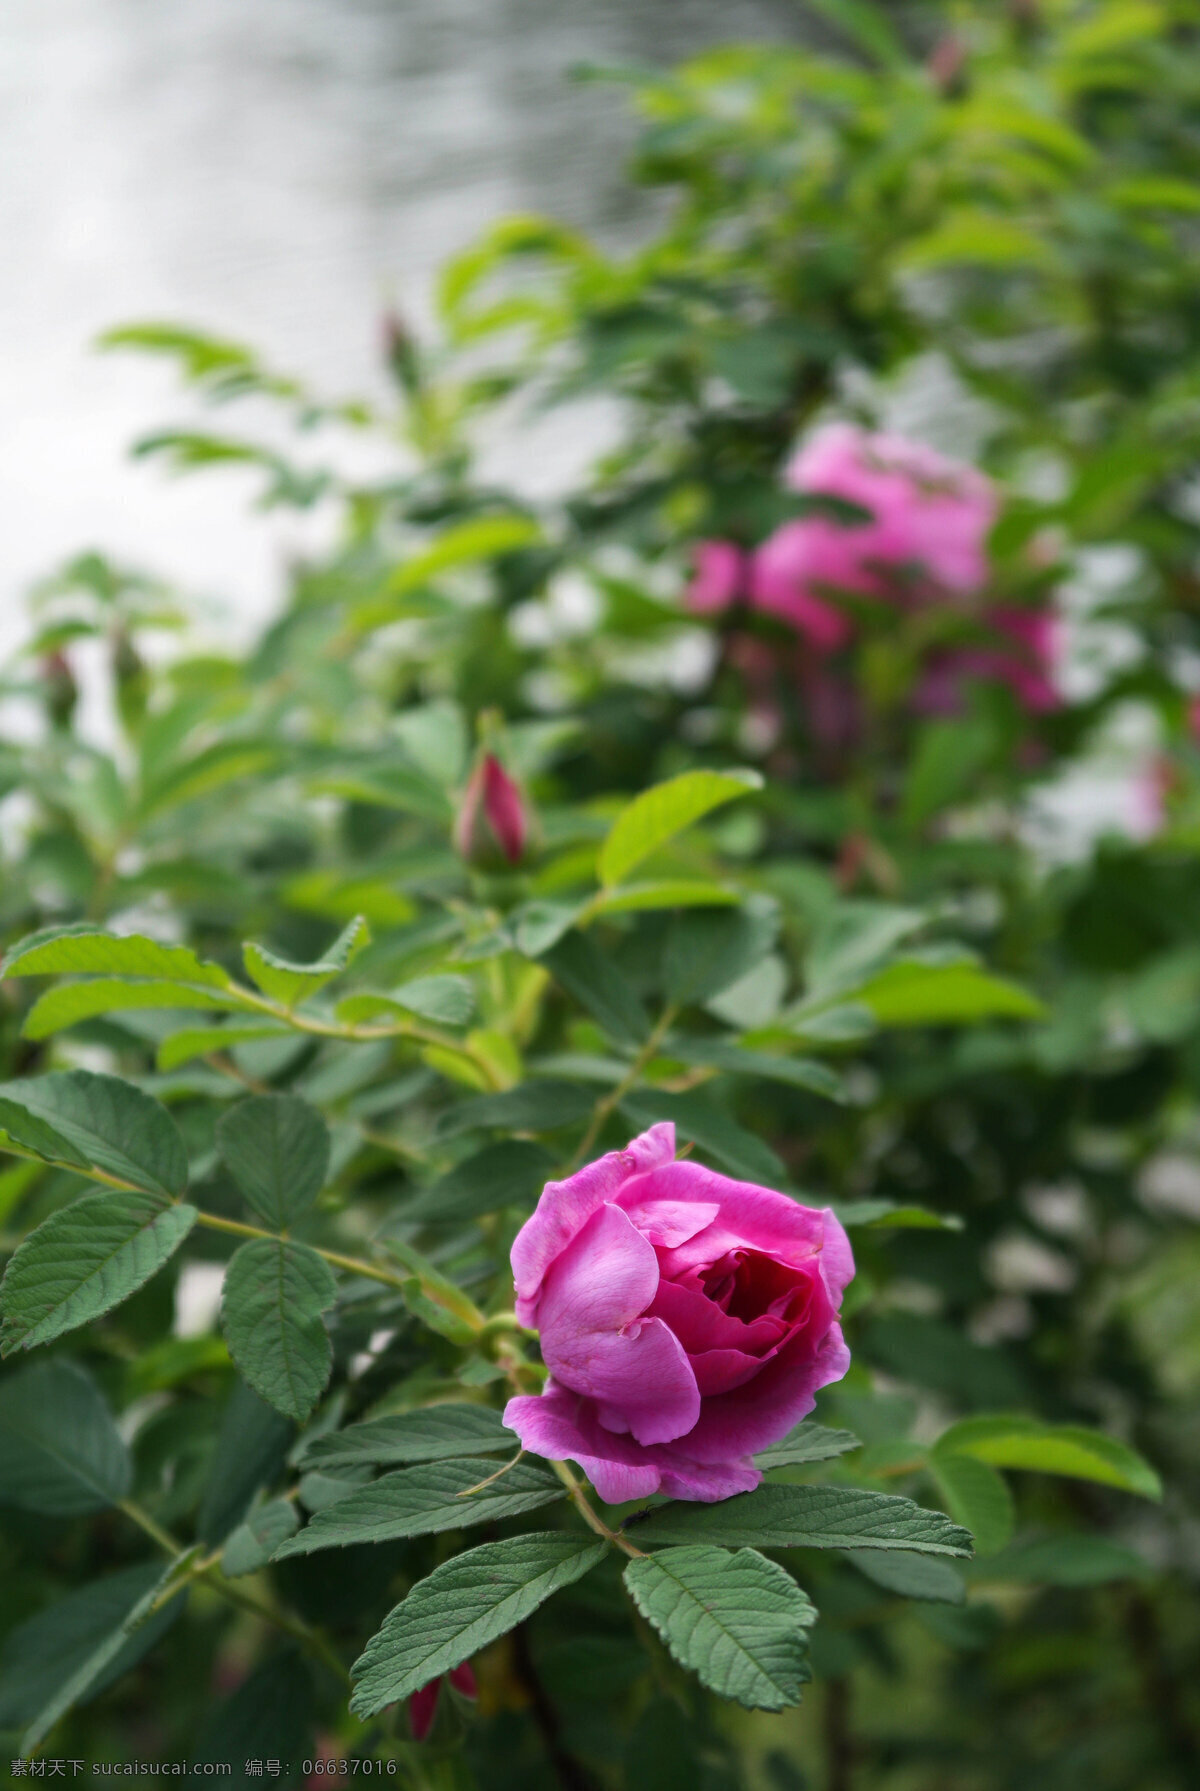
408;1661;479;1742
40;649;78;731
455;753;529;867
381;307;421;395
503;1124;852;1503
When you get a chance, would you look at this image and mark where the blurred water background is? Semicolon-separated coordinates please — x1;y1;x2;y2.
2;0;805;647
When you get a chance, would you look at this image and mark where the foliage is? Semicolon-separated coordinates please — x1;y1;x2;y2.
1;4;1198;1789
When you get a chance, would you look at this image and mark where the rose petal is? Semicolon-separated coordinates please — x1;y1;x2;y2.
538;1202;700;1446
504;1382;761;1505
648;1278;784;1359
614;1190;720;1249
646;1163;836;1277
686;1346;775;1396
511;1123;676;1325
681;1322;851;1463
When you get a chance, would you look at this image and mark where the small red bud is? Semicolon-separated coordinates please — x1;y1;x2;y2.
455;753;529;867
407;1662;477;1741
927;34;968;94
407;1679;442;1743
448;1661;478;1700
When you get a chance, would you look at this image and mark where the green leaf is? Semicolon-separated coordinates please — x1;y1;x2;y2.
22;979;254;1039
927;1451;1015;1557
0;1070;188;1197
350;1534;607;1718
17;1553;198;1752
623;1546;814;1711
156;1021;291;1071
971;1534;1152;1587
843;1550;966;1605
198;1379;294;1546
619;1089;786;1184
854;961;1045;1026
540;930;648;1045
382;514;542;600
0;1190;198;1354
437;1080;596;1138
598;769;762;887
669;1040;846;1103
336;974;475;1028
932;1416;1161;1500
274;1456;562;1557
221;1239;338;1423
804;903;927;1001
805;0;908;66
400;1140;554;1224
220;1500;301;1577
2;924;232;988
298;1403;516;1471
216;1094;331;1227
191;1651;313;1780
900;210;1054;272
828;1199;963;1232
753;1423;861;1470
664;901;779;1007
592;880;740;915
0;1563;183;1741
0;1359;131;1515
901;719;997;830
625;1484;972;1557
243;916;371;1009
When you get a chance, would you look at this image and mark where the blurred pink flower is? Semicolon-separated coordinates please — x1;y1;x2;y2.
685;539;748;613
751;424;997;642
916;607;1060;716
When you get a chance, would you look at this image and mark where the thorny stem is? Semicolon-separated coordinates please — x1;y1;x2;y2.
566;1003;680;1172
117;1498;352;1689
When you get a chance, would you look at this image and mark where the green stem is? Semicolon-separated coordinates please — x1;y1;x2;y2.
548;1460;643;1559
192;1210;484;1334
566;1004;679;1172
118;1498;351;1688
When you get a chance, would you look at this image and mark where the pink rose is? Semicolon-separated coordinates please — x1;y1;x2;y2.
503;1124;853;1504
747;424;997;645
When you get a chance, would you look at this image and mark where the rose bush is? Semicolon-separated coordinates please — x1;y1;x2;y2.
504;1123;853;1503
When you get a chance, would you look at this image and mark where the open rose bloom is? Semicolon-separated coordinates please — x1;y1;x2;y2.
504;1124;853;1503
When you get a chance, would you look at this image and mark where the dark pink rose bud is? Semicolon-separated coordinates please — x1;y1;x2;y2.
408;1662;478;1741
927;34;968;94
455;753;529;866
40;649;78;730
